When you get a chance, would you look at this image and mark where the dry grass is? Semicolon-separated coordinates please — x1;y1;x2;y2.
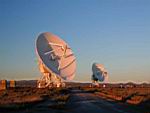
81;87;150;105
0;87;70;110
52;94;70;102
49;94;70;109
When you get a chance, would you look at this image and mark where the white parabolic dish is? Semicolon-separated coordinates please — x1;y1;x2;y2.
36;32;76;81
92;63;108;82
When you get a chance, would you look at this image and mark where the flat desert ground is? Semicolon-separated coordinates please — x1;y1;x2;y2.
0;81;149;113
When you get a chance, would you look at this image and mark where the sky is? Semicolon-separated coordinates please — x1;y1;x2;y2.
0;0;150;83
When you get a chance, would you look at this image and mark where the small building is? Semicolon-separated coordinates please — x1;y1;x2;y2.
9;80;16;88
0;80;7;90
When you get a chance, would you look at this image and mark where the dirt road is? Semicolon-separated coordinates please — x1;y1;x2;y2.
65;89;139;113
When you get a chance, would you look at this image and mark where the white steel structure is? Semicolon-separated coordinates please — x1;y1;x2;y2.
36;32;76;88
92;63;108;86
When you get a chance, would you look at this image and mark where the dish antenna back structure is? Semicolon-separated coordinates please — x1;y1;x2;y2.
36;32;76;88
92;63;108;86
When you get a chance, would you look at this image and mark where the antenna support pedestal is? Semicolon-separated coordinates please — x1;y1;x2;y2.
37;72;65;88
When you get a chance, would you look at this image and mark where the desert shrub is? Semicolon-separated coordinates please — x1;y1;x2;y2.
53;94;70;102
81;87;100;93
0;90;8;98
52;87;69;95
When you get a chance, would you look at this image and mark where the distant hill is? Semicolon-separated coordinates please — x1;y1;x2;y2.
1;80;149;88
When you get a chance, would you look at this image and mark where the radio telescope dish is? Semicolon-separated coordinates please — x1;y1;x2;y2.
92;63;108;86
36;32;76;88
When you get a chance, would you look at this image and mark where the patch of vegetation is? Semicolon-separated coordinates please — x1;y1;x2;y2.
52;87;70;95
49;94;70;109
53;94;70;102
0;103;33;110
0;90;8;98
81;87;101;93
